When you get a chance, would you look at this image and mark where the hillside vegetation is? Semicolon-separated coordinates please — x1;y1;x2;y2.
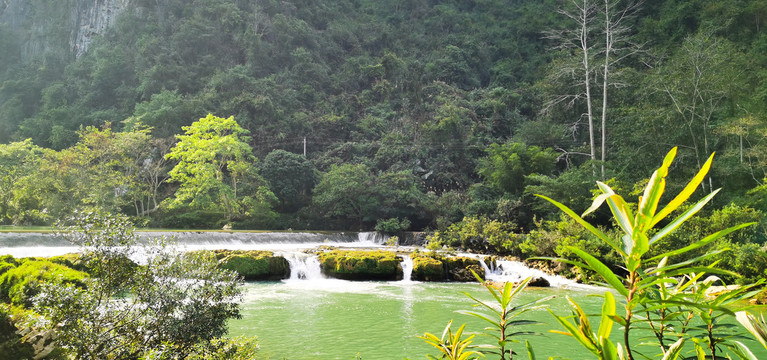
0;0;766;244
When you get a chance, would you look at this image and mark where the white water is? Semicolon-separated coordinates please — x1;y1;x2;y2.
0;232;587;289
284;253;323;281
400;254;413;282
357;231;388;245
480;258;586;289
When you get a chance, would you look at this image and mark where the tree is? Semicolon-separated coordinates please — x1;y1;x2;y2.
477;142;559;196
259;149;316;212
544;0;642;178
33;211;243;359
650;30;746;193
0;140;49;225
165;114;273;222
312;163;378;228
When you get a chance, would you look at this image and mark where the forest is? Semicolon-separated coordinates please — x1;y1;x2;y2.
1;0;767;257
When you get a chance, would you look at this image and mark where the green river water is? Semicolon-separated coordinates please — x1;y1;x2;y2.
227;280;767;360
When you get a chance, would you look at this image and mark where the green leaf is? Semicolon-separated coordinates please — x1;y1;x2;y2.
525;340;536;360
648;223;755;261
652;151;714;227
649;188;720;245
661;338;685;360
535;195;626;257
597;292;615;341
568;247;628;297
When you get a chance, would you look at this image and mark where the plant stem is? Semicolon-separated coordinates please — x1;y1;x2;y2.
624;271;637;360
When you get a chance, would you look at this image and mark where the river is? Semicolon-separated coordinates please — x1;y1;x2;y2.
1;231;765;359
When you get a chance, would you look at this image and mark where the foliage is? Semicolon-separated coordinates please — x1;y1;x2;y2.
260;149;316;212
165;114;276;223
374;217;411;234
419;320;484;360
538;147;756;359
477;142;558;195
0;260;87;307
457;273;553;359
139;336;260;360
428;216;522;255
33;211;243;359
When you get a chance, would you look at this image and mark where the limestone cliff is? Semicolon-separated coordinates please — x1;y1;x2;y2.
0;0;131;61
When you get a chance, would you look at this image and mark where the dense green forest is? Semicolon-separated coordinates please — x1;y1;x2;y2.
1;0;767;243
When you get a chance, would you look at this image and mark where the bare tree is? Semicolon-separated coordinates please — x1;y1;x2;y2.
544;0;642;179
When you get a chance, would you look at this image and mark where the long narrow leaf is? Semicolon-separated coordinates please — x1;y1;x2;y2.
597;291;615;341
649;189;720;244
536;194;626;257
569;247;628;296
548;310;599;353
652;152;714;227
648;223;755;261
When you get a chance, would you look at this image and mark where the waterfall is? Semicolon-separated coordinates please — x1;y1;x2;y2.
284;253;323;281
357;232;388;244
481;258;579;288
400;254;413;282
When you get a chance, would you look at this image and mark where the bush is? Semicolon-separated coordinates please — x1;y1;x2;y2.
33;211;244;359
318;250;402;280
374;217;411;234
0;260;88;306
427;216;521;255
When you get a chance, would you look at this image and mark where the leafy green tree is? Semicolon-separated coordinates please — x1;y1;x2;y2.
312;163;378;228
34;211;243;359
0;140;50;225
165;114;275;223
259;149;316;212
477;142;558;195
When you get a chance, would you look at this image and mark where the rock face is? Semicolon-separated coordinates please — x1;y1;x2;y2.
0;0;132;61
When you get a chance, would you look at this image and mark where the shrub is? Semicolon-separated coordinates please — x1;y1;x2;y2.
0;260;87;306
374;217;411;234
427;216;521;255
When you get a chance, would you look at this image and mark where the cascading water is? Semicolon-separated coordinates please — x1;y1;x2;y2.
400;254;413;282
284;253;323;281
358;231;389;245
480;258;580;288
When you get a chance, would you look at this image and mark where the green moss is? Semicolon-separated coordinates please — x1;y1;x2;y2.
412;256;444;281
0;260;88;306
445;257;485;282
410;253;485;282
206;250;289;281
48;253;87;272
318;250;402;281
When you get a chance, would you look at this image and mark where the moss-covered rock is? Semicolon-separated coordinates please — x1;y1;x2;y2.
411;253;486;282
204;250;289;281
318;250;402;281
445;257;485;282
412;256;444;281
0;260;88;306
0;304;67;360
